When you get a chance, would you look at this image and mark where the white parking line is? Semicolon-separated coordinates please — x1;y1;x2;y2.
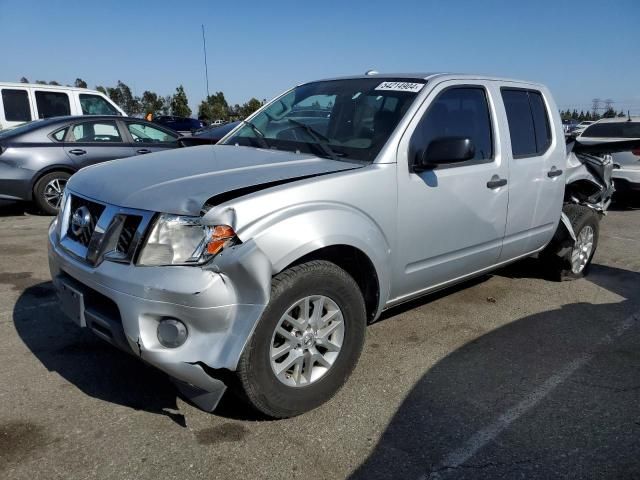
424;311;640;480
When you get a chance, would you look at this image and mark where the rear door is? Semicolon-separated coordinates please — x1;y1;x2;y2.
498;86;565;260
123;120;180;155
64;119;134;168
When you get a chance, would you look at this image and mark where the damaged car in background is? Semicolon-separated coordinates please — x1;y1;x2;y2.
47;73;633;418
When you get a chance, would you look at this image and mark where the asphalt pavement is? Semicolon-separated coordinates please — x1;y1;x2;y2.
1;200;639;479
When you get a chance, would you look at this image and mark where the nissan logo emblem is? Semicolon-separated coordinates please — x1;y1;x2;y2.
71;206;92;236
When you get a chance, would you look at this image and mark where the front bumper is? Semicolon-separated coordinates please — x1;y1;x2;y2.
47;219;271;410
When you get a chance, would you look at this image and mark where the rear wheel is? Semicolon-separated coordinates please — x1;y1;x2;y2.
236;260;366;418
33;171;70;215
542;204;600;280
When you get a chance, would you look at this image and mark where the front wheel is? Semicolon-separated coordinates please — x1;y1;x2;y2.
236;260;366;418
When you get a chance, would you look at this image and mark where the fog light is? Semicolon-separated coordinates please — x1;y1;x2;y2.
157;318;188;348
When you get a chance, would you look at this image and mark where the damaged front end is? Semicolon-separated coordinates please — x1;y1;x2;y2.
47;195;275;413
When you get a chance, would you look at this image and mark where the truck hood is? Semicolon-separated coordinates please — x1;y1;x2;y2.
67;145;362;215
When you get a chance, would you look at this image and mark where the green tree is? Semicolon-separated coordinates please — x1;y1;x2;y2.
107;81;141;116
35;80;47;84
170;85;192;117
617;110;626;118
95;86;107;94
140;91;166;116
74;78;88;88
198;91;229;121
19;77;29;83
239;98;263;118
602;107;616;119
48;81;61;86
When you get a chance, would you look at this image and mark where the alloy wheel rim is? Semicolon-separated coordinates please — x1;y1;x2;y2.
270;295;345;387
570;225;594;274
43;178;67;209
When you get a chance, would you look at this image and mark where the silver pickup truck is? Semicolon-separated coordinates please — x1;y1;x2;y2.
48;73;616;418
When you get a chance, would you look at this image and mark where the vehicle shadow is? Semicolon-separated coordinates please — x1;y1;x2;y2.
14;282;189;426
0;201;40;217
349;264;640;479
13;281;267;425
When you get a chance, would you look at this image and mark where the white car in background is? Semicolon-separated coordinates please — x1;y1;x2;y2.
578;117;640;199
0;83;125;130
569;120;595;137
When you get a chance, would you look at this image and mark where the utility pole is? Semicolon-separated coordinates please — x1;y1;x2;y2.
591;98;601;118
202;24;210;100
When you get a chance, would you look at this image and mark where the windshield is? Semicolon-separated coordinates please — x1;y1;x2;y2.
582;121;640;138
221;78;426;162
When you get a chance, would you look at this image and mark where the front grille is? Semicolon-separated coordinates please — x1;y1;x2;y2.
67;195;105;246
116;215;142;255
60;193;154;267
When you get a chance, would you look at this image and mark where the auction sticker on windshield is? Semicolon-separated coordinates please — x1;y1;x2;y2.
375;81;424;92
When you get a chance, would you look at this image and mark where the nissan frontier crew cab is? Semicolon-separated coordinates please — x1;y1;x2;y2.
48;73;615;418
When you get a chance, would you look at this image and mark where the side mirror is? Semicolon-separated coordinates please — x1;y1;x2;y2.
414;137;475;170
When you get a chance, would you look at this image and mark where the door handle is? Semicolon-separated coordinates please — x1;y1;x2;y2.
68;149;86;155
136;149;151;154
486;176;507;189
547;168;563;178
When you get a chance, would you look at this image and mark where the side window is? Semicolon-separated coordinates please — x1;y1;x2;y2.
529;92;551;153
70;121;122;143
501;89;552;158
127;123;177;142
35;91;71;118
411;87;494;163
2;89;32;122
51;127;68;142
79;94;119;115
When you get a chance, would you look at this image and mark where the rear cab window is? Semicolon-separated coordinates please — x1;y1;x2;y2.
501;88;552;158
35;91;71;119
2;89;32;122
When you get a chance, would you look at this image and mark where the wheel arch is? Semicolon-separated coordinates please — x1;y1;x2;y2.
31;164;77;194
282;244;381;323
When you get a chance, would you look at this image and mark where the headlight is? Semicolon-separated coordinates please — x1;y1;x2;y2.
137;214;237;266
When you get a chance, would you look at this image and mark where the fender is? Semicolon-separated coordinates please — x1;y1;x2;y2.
203;201;392;317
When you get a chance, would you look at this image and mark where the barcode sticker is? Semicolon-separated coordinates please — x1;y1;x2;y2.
375;82;424;93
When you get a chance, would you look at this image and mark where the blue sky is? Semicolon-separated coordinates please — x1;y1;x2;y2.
1;0;639;114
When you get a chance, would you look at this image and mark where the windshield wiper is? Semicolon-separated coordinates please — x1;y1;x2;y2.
286;118;341;161
241;120;270;149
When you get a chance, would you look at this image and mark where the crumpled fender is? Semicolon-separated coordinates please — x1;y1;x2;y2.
203;201;392;317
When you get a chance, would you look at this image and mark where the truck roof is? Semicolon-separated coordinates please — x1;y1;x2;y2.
0;82;97;92
312;72;546;88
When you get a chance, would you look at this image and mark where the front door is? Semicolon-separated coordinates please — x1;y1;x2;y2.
391;82;509;302
123;121;180;155
64;119;134;168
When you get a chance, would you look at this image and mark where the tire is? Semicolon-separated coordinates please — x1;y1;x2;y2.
33;171;71;215
236;260;366;418
542;204;600;281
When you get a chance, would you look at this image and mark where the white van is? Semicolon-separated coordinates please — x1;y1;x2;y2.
0;83;126;130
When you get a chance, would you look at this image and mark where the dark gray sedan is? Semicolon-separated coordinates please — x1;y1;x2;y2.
0;115;180;214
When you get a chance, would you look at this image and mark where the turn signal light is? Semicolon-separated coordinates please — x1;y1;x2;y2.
206;225;236;255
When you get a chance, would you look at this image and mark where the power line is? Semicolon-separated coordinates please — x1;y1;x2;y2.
201;24;210;100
